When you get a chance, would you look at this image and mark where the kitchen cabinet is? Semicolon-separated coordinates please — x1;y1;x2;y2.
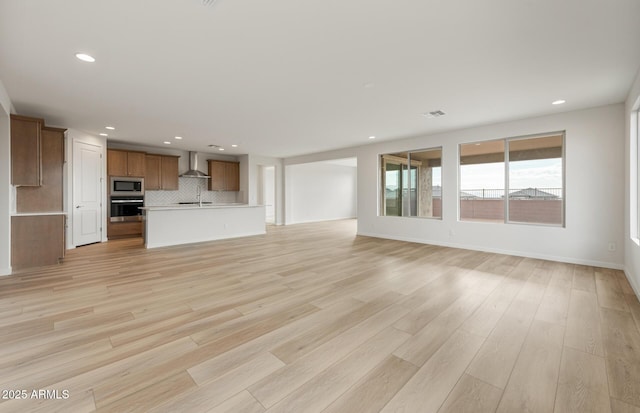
145;154;179;190
16;126;66;212
208;160;240;191
11;114;68;271
12;214;65;270
107;221;142;238
107;149;146;177
145;155;161;190
161;155;179;190
11;114;42;186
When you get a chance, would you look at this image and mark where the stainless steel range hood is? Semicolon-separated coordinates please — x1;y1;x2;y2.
180;152;210;178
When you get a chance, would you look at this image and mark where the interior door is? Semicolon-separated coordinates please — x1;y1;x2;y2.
73;141;102;246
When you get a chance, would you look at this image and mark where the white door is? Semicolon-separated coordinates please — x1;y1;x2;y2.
73;141;102;246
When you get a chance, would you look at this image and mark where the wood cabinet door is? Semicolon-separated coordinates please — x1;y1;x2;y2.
208;160;226;191
11;215;65;270
225;162;240;191
11;115;42;186
161;156;179;190
145;155;161;190
107;149;127;177
16;127;64;212
127;151;146;177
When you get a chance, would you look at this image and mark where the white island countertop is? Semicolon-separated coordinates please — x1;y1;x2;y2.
140;203;257;211
141;203;265;248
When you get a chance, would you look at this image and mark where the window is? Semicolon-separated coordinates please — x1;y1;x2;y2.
460;140;505;222
380;148;442;218
460;132;564;226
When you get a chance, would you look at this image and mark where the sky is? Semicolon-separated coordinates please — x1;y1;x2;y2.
386;158;562;192
460;158;562;190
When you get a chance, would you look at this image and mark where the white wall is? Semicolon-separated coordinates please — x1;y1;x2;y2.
362;105;625;268
66;130;107;248
284;104;625;269
0;79;11;275
244;154;285;225
285;161;357;224
625;68;640;295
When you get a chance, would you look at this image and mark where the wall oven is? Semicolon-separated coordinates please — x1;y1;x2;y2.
111;177;144;196
110;196;144;222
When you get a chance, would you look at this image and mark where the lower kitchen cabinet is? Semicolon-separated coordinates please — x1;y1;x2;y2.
12;214;65;270
107;221;143;238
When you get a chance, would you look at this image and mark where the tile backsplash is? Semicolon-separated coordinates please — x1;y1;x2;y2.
145;178;239;205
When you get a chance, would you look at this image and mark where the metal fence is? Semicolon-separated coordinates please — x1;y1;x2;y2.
460;188;562;200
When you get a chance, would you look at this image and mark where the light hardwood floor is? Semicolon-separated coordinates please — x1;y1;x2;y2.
1;219;640;412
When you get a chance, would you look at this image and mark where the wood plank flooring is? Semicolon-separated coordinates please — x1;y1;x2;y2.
0;219;639;412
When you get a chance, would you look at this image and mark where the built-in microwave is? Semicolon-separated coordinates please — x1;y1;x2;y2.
111;177;144;195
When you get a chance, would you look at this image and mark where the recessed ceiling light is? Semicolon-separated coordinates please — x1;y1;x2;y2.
175;136;182;140
369;136;376;140
552;100;566;105
163;141;171;145
75;53;95;63
99;133;108;137
364;83;374;89
218;148;225;151
231;144;238;148
105;126;115;130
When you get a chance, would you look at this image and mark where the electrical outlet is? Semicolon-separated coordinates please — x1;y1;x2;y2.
608;242;616;252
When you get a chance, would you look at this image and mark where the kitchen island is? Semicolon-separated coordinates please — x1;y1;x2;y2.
140;204;266;248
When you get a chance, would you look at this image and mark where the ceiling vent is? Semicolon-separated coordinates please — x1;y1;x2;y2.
202;0;220;6
423;110;446;118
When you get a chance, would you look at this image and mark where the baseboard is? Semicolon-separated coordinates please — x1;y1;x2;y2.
356;231;624;270
0;266;11;276
289;216;357;225
623;267;640;299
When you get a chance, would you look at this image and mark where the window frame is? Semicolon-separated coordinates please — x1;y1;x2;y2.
635;107;640;243
459;131;566;227
379;147;443;220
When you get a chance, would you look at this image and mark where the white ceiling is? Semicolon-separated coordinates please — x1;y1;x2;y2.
1;0;639;158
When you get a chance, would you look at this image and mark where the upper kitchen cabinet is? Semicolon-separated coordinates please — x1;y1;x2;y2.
161;155;179;190
145;154;179;190
208;160;240;191
107;149;146;177
144;155;161;190
16;126;66;212
11;114;43;186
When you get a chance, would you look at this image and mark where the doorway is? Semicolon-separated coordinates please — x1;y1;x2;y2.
259;165;276;224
